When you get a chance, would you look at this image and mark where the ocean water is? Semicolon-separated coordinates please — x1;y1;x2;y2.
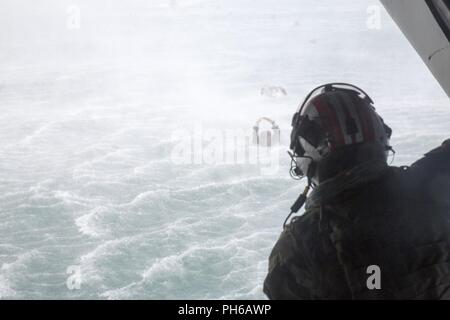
0;0;449;299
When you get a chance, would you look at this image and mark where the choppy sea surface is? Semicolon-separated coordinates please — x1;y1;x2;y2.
0;0;449;299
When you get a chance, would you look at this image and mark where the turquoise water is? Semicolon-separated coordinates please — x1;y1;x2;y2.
0;0;449;299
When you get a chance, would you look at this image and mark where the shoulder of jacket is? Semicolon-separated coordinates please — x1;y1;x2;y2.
382;140;450;202
409;139;450;180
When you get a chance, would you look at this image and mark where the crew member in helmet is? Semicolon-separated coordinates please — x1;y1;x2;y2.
264;83;450;299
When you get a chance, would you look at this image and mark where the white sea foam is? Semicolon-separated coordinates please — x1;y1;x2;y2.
75;208;108;238
142;254;186;281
